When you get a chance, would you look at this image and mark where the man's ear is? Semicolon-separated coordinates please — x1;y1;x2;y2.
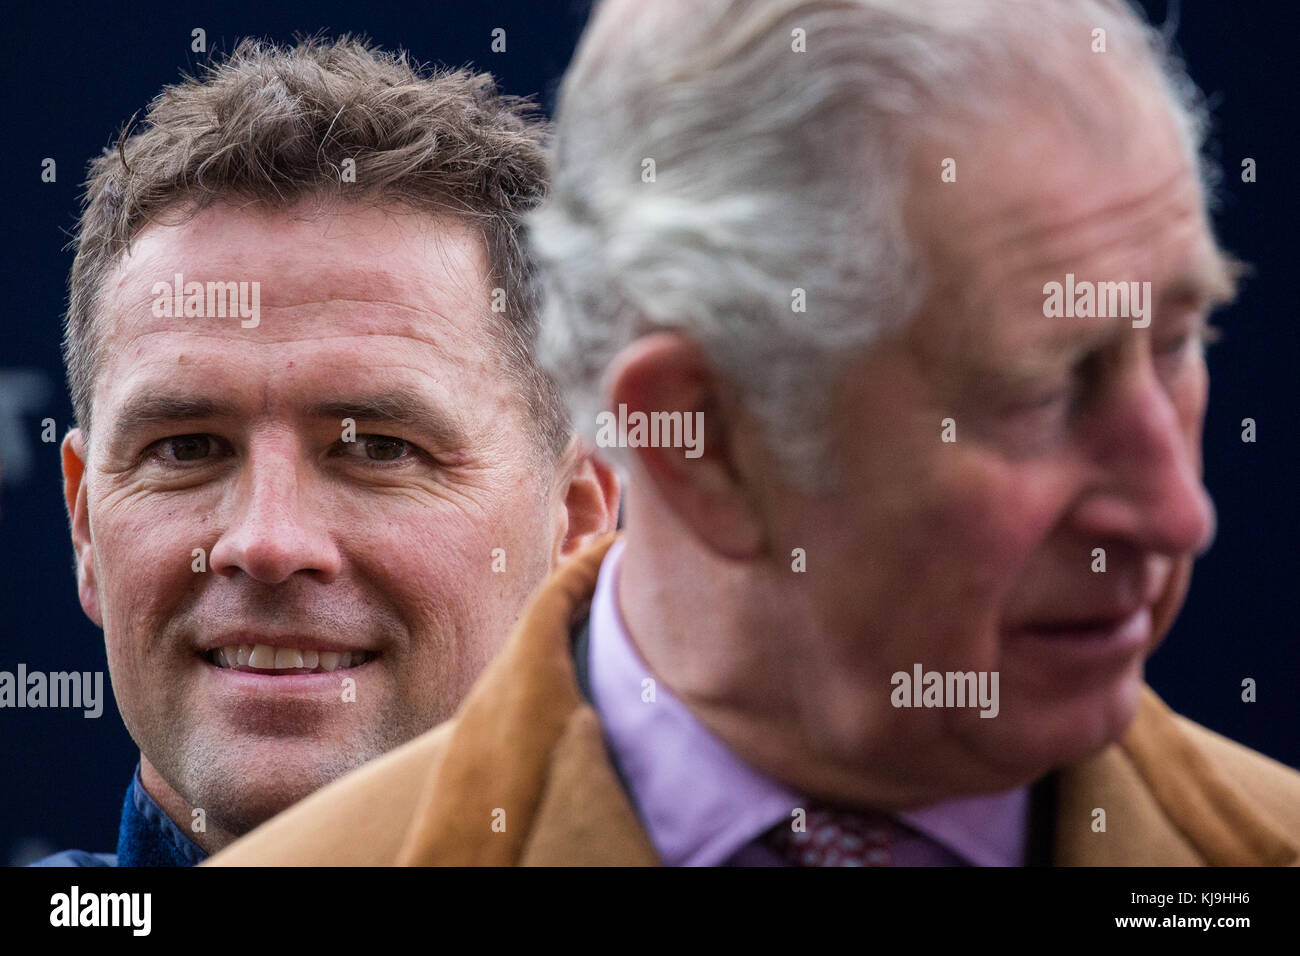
553;438;621;562
61;428;103;628
606;333;765;560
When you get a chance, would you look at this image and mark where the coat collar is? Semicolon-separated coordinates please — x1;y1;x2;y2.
395;534;1296;867
1055;689;1296;865
396;533;656;865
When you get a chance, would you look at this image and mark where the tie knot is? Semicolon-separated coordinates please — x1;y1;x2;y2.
764;805;895;866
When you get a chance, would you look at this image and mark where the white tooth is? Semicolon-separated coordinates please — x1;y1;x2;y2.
318;651;341;671
337;652;353;669
213;648;230;668
301;650;319;669
248;644;276;668
237;644;251;666
224;646;241;668
275;648;305;669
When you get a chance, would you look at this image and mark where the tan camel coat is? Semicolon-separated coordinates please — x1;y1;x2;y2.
207;536;1300;867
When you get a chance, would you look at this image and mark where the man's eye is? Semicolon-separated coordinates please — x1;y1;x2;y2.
998;380;1081;450
1158;320;1221;357
151;435;217;463
1019;388;1069;412
1164;321;1222;356
338;435;417;464
1006;379;1076;419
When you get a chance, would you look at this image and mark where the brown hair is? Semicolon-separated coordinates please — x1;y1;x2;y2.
63;34;569;455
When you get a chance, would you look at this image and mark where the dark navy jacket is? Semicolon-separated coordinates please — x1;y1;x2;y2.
28;763;207;867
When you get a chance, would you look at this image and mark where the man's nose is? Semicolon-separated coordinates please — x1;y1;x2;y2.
207;438;342;585
1074;364;1216;558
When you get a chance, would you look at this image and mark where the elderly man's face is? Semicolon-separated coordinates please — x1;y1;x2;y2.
782;87;1233;797
61;203;587;840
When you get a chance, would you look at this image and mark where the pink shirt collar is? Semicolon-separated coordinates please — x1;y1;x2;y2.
587;537;1029;866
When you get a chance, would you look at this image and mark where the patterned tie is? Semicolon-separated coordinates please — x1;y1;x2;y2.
764;805;895;866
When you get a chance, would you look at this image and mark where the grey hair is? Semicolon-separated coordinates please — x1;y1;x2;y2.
528;0;1215;484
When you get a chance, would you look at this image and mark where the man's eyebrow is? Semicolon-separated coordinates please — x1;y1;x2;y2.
1015;249;1248;374
1161;249;1247;311
308;390;470;450
108;395;241;449
105;390;471;453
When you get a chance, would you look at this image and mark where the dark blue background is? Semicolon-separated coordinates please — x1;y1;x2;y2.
1;1;1295;863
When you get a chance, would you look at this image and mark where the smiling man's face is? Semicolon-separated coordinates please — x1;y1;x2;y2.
61;201;586;845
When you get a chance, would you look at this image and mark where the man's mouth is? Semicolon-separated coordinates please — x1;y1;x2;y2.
207;645;375;674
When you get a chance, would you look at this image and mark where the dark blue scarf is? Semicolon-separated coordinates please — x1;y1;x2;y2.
114;764;208;867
